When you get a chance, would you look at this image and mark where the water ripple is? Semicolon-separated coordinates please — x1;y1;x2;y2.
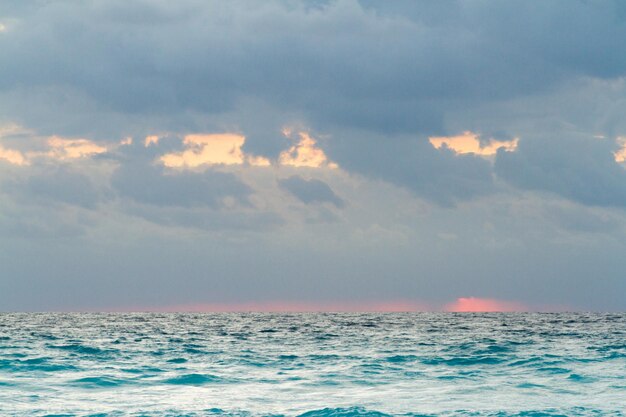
0;313;624;416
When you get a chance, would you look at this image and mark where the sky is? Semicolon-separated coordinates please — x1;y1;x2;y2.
1;0;626;312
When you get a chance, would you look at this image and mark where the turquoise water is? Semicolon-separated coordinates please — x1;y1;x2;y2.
0;313;624;416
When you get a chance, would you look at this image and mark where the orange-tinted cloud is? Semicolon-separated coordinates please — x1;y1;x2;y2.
47;136;107;159
614;137;626;162
0;145;28;165
144;135;159;147
160;133;271;168
279;131;338;168
246;155;272;167
0;125;108;164
429;131;518;156
444;297;527;312
0;123;31;137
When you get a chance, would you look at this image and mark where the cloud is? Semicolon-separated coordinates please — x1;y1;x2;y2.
108;158;286;231
2;1;626;312
429;131;518;157
0;145;27;165
278;175;344;207
111;162;252;208
121;204;283;232
6;0;625;139
144;135;159;147
444;297;528;312
0;126;108;165
159;130;336;169
1;1;625;209
25;136;107;163
279;130;338;168
46;136;107;160
495;135;626;207
0;122;29;137
160;133;271;168
329;131;494;206
4;166;103;209
613;136;626;162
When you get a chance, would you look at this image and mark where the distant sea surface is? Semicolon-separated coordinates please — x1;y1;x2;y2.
0;313;625;416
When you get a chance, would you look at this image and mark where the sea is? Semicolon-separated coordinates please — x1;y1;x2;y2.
0;313;624;416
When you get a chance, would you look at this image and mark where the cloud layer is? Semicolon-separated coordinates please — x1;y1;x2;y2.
1;1;626;311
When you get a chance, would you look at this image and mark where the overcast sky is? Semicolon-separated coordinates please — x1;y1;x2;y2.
1;0;626;311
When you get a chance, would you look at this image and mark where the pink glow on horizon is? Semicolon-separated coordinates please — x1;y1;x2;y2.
105;298;576;313
118;300;433;313
444;297;528;312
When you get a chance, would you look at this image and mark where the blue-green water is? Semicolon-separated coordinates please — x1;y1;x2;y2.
0;313;624;416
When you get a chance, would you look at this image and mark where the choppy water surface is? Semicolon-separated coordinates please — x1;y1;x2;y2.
0;313;624;416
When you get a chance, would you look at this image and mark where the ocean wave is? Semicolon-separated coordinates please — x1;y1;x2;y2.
46;343;116;356
6;408;621;417
163;373;230;385
71;376;130;388
421;355;505;366
0;313;624;416
297;407;392;417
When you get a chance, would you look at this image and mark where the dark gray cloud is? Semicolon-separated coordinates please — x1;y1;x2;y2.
3;166;103;209
495;136;626;207
2;0;626;137
241;126;292;160
279;175;344;207
329;132;494;206
111;162;251;208
0;163;104;238
107;154;286;231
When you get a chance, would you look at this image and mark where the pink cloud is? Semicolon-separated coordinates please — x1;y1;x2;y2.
444;297;528;312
